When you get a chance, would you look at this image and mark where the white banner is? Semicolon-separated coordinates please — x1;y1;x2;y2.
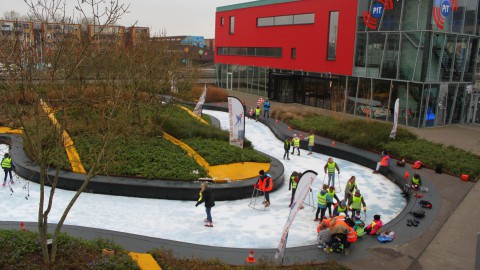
193;84;207;117
389;98;399;140
227;96;245;148
275;170;318;260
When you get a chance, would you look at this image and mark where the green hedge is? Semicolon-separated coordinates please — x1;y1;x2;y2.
74;135;208;180
289;115;480;181
184;138;270;166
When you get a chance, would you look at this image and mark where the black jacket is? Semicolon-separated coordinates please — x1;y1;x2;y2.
196;188;215;208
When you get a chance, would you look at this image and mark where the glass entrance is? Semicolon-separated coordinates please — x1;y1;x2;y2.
226;72;233;90
473;93;480;124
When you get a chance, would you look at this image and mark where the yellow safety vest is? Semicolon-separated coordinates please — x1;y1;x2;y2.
327;162;336;173
317;192;327;205
255;108;261;115
412;176;420;185
293;137;300;147
327;190;335;201
1;157;12;169
291;176;297;189
352;195;362;210
337;205;347;212
308;134;314;144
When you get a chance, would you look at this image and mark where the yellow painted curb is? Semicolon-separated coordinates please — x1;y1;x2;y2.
162;132;210;171
0;127;23;134
209;162;270;181
40;100;86;174
128;252;162;270
177;105;209;125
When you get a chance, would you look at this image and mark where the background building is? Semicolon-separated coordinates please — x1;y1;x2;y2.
215;0;480;127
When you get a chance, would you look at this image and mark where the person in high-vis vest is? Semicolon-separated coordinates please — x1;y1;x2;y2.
326;186;340;218
288;171;300;207
333;199;349;217
353;215;365;237
1;153;15;186
324;214;351;255
255;170;273;207
255;106;261;122
344;176;357;205
283;138;291;160
410;173;422;189
364;214;383;235
348;190;366;217
291;134;300;156
307;130;315;155
373;151;391;174
314;184;331;221
324;157;340;187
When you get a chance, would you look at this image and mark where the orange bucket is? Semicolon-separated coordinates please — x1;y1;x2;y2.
460;174;469;182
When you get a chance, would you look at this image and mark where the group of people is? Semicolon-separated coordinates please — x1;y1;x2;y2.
254;98;271;122
283;130;316;159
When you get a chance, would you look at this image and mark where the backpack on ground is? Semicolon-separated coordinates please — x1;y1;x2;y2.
412;209;425;218
418;200;432;209
331;240;344;253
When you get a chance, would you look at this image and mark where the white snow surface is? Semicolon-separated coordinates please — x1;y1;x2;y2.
0;110;405;248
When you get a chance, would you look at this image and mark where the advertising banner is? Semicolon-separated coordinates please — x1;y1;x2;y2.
389;98;399;140
227;96;245;148
275;170;318;260
193;84;207;117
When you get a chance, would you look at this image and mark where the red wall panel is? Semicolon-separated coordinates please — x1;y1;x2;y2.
215;0;358;76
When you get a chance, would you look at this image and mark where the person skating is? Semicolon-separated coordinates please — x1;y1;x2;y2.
364;214;383;235
344;176;357;205
255;170;273;207
288;171;300;207
324;157;340;187
373;151;391;174
263;98;270;118
291;134;300;156
1;153;15;187
326;186;340;218
348;190;366;217
307;130;314;155
195;182;215;227
314;184;331;221
255;106;261;122
283;137;291;160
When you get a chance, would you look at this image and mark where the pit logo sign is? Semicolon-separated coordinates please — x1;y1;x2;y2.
433;0;458;29
362;0;394;30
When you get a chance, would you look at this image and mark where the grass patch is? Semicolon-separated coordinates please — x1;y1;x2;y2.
0;230;139;270
184;138;270;166
150;249;349;270
287;114;480;180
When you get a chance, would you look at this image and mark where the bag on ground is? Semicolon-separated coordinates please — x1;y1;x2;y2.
412;209;425;218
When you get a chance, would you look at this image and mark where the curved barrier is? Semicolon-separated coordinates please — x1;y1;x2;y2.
1;134;284;201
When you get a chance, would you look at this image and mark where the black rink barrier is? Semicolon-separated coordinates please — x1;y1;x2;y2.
2;134;284;201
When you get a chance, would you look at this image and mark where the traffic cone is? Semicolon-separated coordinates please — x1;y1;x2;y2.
405;170;410;180
331;140;335;146
20;222;26;232
246;250;256;263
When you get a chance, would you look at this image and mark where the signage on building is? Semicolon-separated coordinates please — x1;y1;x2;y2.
433;0;458;29
362;0;394;30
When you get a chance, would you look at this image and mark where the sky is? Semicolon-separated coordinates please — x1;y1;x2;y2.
1;0;247;38
0;110;405;249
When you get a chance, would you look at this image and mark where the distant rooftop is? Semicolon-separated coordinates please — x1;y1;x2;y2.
216;0;298;12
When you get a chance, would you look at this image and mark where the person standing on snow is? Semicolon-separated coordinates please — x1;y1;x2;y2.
326;186;340;218
324;157;340;187
348;189;367;217
307;130;315;155
263;98;271;118
291;134;301;156
288;171;300;207
195;182;215;227
2;153;15;187
315;184;331;221
255;170;273;207
283;137;291;160
344;176;357;205
255;106;261;122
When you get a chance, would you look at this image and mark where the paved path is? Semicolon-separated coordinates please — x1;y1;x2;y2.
227;90;480;269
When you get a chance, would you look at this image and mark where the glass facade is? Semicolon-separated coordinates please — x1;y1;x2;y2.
216;0;480;127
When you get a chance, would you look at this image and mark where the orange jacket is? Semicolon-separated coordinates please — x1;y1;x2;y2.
316;218;331;233
347;226;358;243
380;155;391;166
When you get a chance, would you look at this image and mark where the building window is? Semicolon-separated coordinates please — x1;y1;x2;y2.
217;47;282;58
291;48;296;59
327;11;339;60
220;17;224;26
257;13;315;27
230;16;235;34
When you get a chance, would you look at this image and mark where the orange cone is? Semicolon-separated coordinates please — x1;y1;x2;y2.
246;250;256;263
20;222;26;232
331;140;335;146
405;171;410;180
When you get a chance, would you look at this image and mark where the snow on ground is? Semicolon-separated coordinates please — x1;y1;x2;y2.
0;110;405;248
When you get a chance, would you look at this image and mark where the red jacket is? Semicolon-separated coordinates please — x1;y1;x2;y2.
365;219;383;235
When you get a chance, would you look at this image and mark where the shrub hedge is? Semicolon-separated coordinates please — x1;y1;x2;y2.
288;114;480;180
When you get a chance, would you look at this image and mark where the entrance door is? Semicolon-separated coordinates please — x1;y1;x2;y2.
436;83;448;126
226;72;233;90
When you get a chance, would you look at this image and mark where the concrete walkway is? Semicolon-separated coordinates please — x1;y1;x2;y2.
227;90;480;270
